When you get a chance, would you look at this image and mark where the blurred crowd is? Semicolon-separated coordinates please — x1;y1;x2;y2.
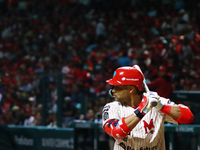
0;0;200;128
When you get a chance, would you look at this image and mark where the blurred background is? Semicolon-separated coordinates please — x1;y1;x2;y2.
0;0;200;150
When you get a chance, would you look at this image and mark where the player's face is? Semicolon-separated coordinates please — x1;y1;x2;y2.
112;85;132;104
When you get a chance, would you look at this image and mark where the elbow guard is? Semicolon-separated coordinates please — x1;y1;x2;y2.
174;105;194;124
104;118;131;139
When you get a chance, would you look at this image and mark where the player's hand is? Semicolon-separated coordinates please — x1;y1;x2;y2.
148;91;163;111
137;93;153;115
134;92;157;119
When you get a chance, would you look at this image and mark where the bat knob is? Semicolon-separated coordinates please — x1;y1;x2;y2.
151;101;158;107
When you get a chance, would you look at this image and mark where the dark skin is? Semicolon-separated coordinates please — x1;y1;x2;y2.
103;85;181;130
111;85;142;107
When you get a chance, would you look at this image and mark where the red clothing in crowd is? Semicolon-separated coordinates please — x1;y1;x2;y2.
147;77;173;99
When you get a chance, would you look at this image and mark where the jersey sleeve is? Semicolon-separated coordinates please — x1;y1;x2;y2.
102;101;121;127
159;97;178;125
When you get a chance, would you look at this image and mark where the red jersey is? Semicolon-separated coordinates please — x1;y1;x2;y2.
147;77;173;99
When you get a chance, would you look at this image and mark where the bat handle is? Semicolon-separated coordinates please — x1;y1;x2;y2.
143;80;149;93
151;101;158;107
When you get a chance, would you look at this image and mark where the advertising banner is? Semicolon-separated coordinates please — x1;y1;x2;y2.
8;126;74;150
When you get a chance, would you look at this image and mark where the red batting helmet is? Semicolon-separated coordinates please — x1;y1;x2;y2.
106;66;144;91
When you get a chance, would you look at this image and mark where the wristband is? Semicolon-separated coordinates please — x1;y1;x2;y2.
160;104;171;115
134;109;144;119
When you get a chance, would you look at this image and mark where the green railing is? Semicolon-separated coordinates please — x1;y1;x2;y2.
8;123;200;150
70;122;200;150
8;125;74;150
70;122;102;150
164;124;200;150
171;90;200;102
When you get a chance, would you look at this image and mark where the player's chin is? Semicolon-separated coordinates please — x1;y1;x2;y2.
114;95;119;99
114;97;119;101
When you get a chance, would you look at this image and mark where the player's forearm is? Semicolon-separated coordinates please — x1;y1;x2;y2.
125;94;154;130
124;114;140;130
164;105;180;120
160;104;194;124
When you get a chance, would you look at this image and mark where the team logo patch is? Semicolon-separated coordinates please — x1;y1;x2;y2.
143;119;155;134
103;105;110;112
103;112;109;121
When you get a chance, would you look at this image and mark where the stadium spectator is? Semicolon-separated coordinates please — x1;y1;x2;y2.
0;0;199;126
62;96;76;127
47;110;57;128
147;66;173;98
117;51;132;67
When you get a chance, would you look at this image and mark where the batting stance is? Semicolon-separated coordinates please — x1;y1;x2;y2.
102;66;194;150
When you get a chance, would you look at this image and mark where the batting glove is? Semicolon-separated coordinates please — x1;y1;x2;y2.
148;91;163;111
134;93;155;119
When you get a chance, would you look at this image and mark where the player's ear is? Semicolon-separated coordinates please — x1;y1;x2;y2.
129;86;137;94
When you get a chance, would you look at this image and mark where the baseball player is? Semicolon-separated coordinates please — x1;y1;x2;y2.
102;66;194;150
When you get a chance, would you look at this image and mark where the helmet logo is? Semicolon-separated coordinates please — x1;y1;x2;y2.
122;77;126;81
121;77;139;81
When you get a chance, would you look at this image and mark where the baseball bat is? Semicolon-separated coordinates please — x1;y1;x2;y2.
133;65;157;107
